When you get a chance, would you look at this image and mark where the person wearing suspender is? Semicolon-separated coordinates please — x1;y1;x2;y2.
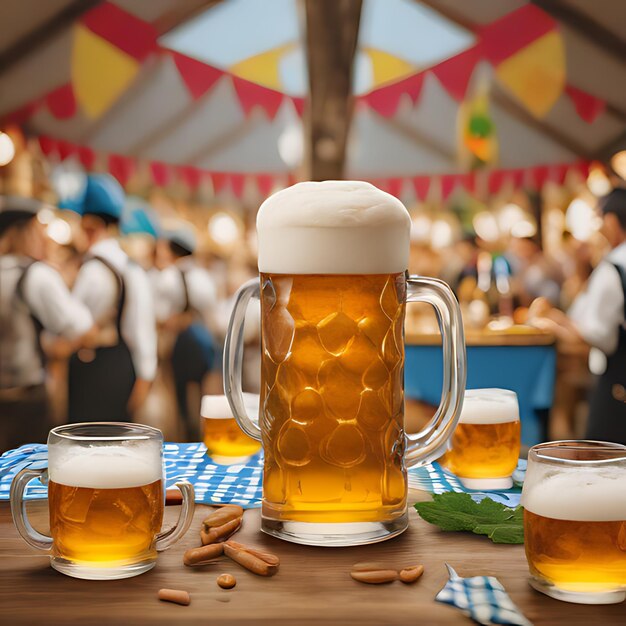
68;175;157;422
0;196;94;451
531;188;626;444
154;226;218;440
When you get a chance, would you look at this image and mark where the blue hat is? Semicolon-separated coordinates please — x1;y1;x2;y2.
121;203;160;239
81;174;125;220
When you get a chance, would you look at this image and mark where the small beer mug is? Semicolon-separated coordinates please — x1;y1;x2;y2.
10;423;195;580
202;394;262;459
522;440;626;604
441;389;520;490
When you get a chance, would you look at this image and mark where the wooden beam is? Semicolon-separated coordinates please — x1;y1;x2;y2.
184;114;261;165
152;0;223;35
491;86;592;159
531;0;626;61
0;0;101;77
304;0;363;180
371;110;456;163
417;0;478;32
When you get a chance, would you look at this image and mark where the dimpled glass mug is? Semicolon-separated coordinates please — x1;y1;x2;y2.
10;423;195;580
224;181;466;546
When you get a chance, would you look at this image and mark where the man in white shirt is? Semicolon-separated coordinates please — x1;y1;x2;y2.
68;175;157;422
532;188;626;443
0;197;94;451
153;227;218;440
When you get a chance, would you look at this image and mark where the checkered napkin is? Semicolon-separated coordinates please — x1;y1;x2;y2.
407;461;525;507
0;442;263;508
436;564;533;626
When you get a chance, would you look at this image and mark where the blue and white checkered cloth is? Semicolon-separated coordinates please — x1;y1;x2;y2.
408;461;525;507
0;445;524;509
436;564;533;626
0;442;263;508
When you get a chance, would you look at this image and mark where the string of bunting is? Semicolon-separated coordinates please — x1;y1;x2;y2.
36;135;590;201
2;3;607;128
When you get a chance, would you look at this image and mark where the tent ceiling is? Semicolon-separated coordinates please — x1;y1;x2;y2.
0;0;624;179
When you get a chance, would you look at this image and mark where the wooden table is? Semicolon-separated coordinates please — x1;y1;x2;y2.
1;494;623;625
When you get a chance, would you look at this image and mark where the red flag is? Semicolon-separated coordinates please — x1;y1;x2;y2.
565;85;606;123
38;136;57;158
57;140;76;161
291;97;305;117
149;161;170;186
432;46;481;102
488;170;505;195
364;72;424;117
108;154;135;186
229;173;246;198
179;166;201;189
232;77;284;120
211;172;228;193
531;165;550;190
441;175;459;200
46;84;77;120
413;176;430;201
256;174;274;197
78;146;95;170
171;52;223;100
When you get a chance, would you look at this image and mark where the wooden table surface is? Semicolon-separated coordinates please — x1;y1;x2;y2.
1;493;623;625
405;328;556;347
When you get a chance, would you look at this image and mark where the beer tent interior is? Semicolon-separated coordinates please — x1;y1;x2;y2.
0;0;625;202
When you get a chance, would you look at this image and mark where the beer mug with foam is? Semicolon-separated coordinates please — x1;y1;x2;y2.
440;389;521;489
522;440;626;604
224;181;466;546
10;423;195;580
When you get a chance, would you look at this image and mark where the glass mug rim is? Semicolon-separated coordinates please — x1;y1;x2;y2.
529;439;626;466
49;422;162;443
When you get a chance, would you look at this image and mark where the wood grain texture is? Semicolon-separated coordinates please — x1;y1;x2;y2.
0;494;624;625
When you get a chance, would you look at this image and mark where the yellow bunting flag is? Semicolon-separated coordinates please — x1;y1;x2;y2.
71;25;140;119
495;30;565;118
365;48;416;88
230;44;295;91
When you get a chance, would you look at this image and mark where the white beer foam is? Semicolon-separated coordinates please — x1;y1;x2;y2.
522;468;626;521
201;393;259;420
459;389;520;424
49;444;162;489
256;181;411;274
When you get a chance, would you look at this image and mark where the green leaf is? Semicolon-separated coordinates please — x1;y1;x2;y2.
413;492;524;544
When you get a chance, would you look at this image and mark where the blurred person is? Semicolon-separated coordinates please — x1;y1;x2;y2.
68;175;157;423
0;197;94;451
154;227;218;440
530;188;626;443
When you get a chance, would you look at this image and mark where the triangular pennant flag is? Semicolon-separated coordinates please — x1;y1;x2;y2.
211;172;228;193
149;161;170;186
230;44;293;91
46;84;77;120
229;173;246;198
108;154;135;186
488;170;505;195
413;176;430;201
432;46;481;102
565;85;606;123
57;140;76;161
38;136;57;158
256;174;274;197
532;165;550;189
366;48;416;88
441;175;459;200
232;77;284;120
291;97;305;117
78;146;95;170
179;166;201;189
364;72;424;117
386;177;403;198
171;52;223;100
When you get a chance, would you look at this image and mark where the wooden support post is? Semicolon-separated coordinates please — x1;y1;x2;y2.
304;0;362;181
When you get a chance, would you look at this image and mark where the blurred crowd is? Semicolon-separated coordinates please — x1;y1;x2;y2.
1;176;625;452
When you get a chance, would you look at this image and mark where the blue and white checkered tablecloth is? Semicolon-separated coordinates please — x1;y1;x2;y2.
0;444;524;508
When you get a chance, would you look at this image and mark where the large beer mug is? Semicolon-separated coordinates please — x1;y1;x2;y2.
10;423;195;580
522;440;626;604
224;181;466;546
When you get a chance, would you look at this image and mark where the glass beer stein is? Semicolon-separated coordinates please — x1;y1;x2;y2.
440;389;521;489
522;440;626;604
224;181;466;546
10;423;195;580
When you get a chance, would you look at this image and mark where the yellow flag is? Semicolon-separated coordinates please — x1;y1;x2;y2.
366;48;416;87
230;44;294;91
496;30;565;118
72;25;139;119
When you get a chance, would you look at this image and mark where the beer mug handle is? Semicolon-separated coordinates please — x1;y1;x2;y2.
155;480;195;552
10;468;53;552
223;278;262;441
404;276;466;468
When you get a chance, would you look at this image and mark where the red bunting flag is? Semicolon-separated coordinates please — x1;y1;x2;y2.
531;165;550;190
108;154;135;186
38;136;57;158
77;146;95;170
256;174;274;197
57;140;76;161
565;85;606;124
46;84;77;120
211;172;229;193
229;173;246;198
364;72;425;117
171;52;223;100
232;77;284;120
149;161;170;187
432;46;481;102
413;176;430;201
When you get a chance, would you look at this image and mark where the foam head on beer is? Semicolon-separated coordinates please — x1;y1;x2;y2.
48;440;162;489
256;181;411;274
459;388;520;425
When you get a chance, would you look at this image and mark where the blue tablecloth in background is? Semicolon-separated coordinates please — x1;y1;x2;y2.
405;344;556;446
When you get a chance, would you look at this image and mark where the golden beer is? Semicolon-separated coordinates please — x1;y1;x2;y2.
260;272;407;524
524;511;626;591
202;394;261;457
441;389;520;487
521;441;626;603
49;479;163;563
